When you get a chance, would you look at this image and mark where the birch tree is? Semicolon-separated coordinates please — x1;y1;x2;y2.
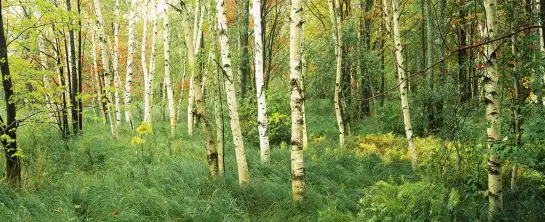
331;0;345;148
124;0;137;129
163;0;176;136
289;0;306;201
251;0;270;163
113;0;122;126
187;2;203;136
144;0;159;125
390;0;417;169
482;0;503;216
179;3;218;177
215;0;249;185
94;0;118;138
91;31;106;123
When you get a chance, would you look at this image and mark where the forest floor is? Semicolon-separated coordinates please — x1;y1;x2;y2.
0;100;544;221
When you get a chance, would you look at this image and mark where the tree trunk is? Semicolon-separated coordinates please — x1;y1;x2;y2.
113;0;122;127
289;0;306;201
180;3;218;177
163;0;176;136
94;0;118;138
252;0;271;162
215;0;250;185
239;0;250;98
458;0;469;103
141;0;149;125
483;0;502;217
329;0;345;148
391;0;418;169
424;0;435;133
66;0;80;134
91;31;106;123
187;3;205;136
62;31;74;135
38;31;53;119
0;1;20;186
144;0;158;126
124;0;137;129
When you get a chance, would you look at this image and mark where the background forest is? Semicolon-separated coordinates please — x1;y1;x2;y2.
0;0;544;221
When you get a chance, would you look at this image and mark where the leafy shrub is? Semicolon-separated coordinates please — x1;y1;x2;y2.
358;180;461;221
239;89;291;147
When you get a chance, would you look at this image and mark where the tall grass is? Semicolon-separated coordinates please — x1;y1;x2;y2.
0;100;542;221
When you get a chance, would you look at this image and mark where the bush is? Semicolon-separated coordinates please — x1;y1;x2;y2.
358;180;462;221
239;89;291;147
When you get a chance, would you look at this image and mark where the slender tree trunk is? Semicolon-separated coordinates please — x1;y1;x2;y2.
53;26;70;137
176;59;186;121
329;0;345;148
187;3;204;135
144;0;158;126
424;0;435;133
391;0;418;169
66;0;79;134
124;0;137;129
239;0;250;98
213;51;224;176
77;0;83;131
290;0;306;201
458;0;469;103
62;31;74;135
91;31;106;123
163;0;176;136
215;0;250;185
38;31;53;119
483;0;502;217
180;4;218;177
112;0;122;127
141;0;149;124
94;0;119;138
0;2;20;186
252;0;271;162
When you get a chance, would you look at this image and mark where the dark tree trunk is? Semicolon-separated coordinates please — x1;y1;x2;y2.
238;0;250;98
66;0;79;134
77;0;83;132
0;1;21;186
458;0;469;103
53;25;70;138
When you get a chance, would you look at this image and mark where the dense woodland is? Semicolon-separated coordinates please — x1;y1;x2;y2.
0;0;544;220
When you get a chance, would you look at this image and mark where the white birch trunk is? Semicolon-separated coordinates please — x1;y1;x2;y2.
391;0;417;168
141;0;149;125
144;0;158;126
215;0;249;185
483;0;502;216
331;0;345;148
64;32;73;133
113;0;122;126
163;0;176;136
251;0;271;163
94;0;119;138
124;0;137;129
91;31;106;123
290;0;306;201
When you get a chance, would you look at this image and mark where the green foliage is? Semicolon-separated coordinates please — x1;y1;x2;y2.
239;89;291;147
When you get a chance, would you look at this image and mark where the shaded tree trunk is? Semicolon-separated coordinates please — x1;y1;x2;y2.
0;1;21;186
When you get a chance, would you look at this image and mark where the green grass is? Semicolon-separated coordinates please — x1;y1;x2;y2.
0;100;543;221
